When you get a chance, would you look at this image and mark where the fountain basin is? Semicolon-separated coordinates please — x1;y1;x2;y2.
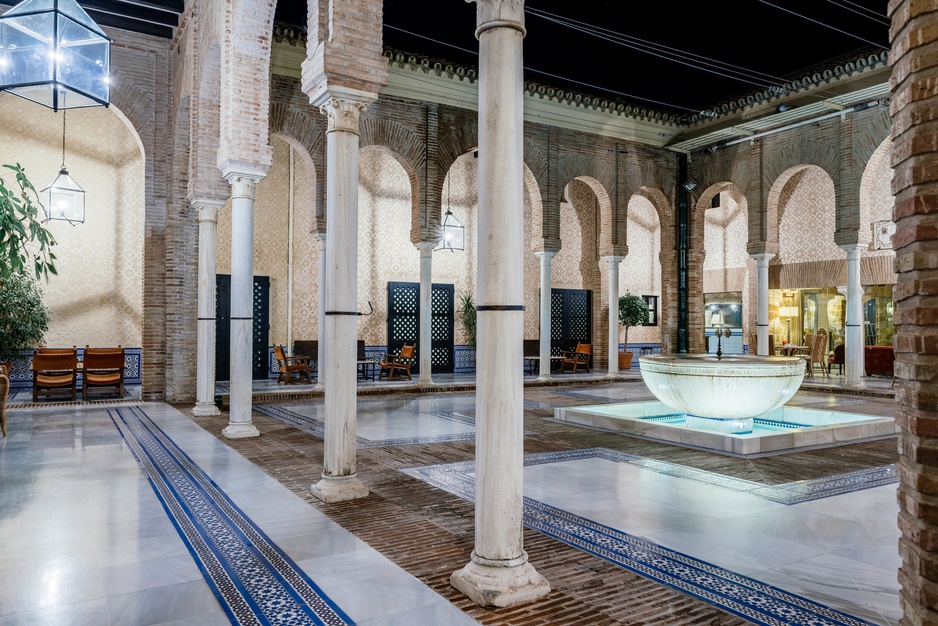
639;354;805;425
554;401;896;456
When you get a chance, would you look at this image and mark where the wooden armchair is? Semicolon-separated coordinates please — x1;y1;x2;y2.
32;348;78;401
810;329;829;379
379;343;415;381
274;345;313;384
82;346;126;400
560;343;592;374
828;343;845;374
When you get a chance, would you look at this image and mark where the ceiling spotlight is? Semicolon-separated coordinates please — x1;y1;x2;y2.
682;178;699;192
776;104;792;113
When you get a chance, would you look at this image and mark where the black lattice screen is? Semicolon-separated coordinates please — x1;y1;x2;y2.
215;274;270;381
387;281;454;374
550;288;592;355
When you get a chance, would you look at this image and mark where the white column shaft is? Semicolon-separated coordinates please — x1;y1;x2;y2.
419;245;434;385
753;254;773;356
605;257;623;377
536;251;554;381
310;97;369;502
224;178;259;438
451;4;549;606
475;23;526;562
844;245;867;386
314;234;327;391
194;205;220;416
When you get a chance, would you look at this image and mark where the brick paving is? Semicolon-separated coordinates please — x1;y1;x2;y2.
186;384;898;625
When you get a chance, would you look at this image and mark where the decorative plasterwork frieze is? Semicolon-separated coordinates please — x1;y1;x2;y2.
686;50;889;126
270;25;887;130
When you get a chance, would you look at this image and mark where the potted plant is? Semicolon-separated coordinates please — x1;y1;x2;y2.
457;292;477;360
618;292;649;369
0;164;58;375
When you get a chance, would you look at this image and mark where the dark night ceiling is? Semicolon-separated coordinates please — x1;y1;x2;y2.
61;0;890;117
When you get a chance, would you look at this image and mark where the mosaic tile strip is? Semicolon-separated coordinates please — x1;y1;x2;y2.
403;452;880;626
518;448;897;504
110;406;353;626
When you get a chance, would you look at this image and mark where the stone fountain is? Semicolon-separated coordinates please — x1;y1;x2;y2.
638;354;805;434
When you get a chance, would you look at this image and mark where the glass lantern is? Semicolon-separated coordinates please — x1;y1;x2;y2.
0;0;110;110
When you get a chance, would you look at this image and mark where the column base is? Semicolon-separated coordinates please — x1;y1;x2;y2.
313;383;325;392
310;474;369;503
536;374;552;383
417;379;438;389
192;401;220;417
605;372;620;379
222;422;260;439
451;551;550;608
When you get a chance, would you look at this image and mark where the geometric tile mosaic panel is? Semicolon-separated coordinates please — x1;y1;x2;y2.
110;406;353;626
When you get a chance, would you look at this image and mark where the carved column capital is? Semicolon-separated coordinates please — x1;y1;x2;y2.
320;98;369;134
469;0;526;37
225;175;260;200
840;243;868;259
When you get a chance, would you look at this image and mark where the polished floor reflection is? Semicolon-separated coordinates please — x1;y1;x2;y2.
0;381;899;625
0;403;478;625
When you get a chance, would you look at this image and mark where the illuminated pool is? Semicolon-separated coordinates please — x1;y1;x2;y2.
554;401;896;456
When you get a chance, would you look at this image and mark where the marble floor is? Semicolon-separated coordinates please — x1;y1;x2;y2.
0;381;900;625
0;403;478;625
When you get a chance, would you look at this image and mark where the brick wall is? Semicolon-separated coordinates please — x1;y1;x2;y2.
889;1;938;624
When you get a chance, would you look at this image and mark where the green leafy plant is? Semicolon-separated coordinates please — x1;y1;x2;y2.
0;164;57;363
457;292;477;350
0;163;57;280
618;292;649;348
0;271;50;361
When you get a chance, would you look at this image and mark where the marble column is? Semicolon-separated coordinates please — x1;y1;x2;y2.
842;244;867;387
309;96;370;503
752;254;773;356
417;242;437;387
605;256;625;377
535;251;554;381
193;202;222;417
314;233;327;392
451;0;550;607
223;175;260;439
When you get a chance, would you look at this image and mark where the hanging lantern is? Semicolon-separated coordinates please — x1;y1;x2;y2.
436;175;465;252
40;167;83;223
40;108;84;223
439;209;465;252
0;0;111;111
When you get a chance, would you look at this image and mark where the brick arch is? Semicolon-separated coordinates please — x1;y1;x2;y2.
438;120;478;172
523;137;552;253
270;104;326;233
762;135;839;187
859;137;893;247
523;162;543;253
557;153;617;255
359;116;424;244
216;0;275;177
